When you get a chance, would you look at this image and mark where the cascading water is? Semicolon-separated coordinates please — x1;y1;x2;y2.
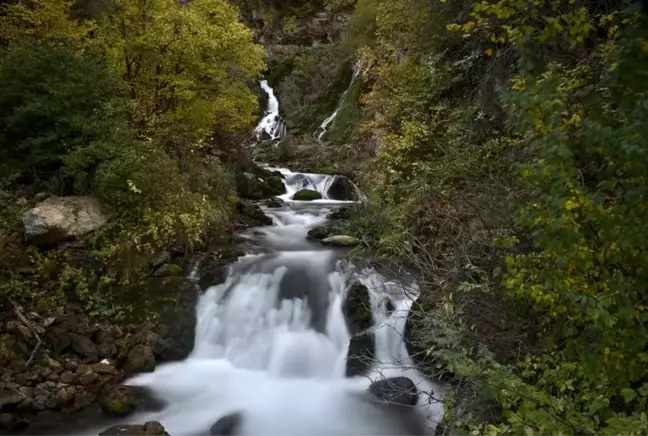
72;89;444;436
317;62;363;142
255;80;287;141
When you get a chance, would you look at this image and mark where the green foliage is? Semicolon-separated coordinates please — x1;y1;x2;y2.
0;40;121;181
340;0;648;434
98;0;265;135
0;0;257;317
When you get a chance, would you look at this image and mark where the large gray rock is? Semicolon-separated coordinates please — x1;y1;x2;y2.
22;196;108;244
368;377;418;407
123;345;156;374
326;176;357;201
343;282;373;334
210;412;243;435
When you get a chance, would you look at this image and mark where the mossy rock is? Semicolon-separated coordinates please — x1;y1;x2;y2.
321;235;359;247
98;386;137;417
266;175;286;196
306;225;332;240
343;282;373;334
292;189;322;201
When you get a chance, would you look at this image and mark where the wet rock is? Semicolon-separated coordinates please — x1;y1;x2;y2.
235;171;285;200
98;386;136;417
235;172;260;199
98;385;165;418
321;235;359;247
210;412;243;435
385;298;395;315
292;189;322;201
197;251;242;290
70;333;98;359
123;345;155;374
100;421;169;436
368;377;418;407
306;225;332;240
0;389;24;408
326;176;357;201
152;263;184;278
78;370;99;386
22;196;109;244
236;201;273;227
343;282;373;334
263;197;285;208
326;206;352;220
345;332;375;377
150;251;171;269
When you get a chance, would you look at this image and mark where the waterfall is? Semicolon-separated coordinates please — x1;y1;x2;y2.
255;80;287;141
317;62;363;142
73;79;444;436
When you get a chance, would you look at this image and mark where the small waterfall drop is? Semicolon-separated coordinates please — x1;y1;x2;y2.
255;80;287;141
317;62;363;142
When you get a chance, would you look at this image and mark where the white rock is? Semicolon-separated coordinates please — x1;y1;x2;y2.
22;196;109;244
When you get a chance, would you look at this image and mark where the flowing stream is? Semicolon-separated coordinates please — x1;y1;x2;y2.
75;82;444;435
91;168;446;435
317;62;363;142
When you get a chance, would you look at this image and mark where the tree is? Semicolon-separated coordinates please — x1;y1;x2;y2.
97;0;266;139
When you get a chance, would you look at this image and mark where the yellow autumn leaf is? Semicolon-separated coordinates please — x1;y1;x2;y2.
484;47;494;56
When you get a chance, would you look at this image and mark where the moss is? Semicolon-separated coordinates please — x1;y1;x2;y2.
98;386;137;417
292;189;322;201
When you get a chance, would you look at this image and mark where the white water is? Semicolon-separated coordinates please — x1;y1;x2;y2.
317;62;363;142
255;80;286;141
76;155;443;435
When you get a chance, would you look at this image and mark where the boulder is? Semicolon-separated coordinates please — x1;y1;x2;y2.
263;198;285;208
70;333;98;360
368;377;418;407
321;235;359;247
235;171;285;200
326;206;352;220
0;389;24;408
306;225;332;240
97;386;136;417
345;332;375;377
326;176;357;201
99;421;168;436
152;263;184;278
197;250;243;290
149;252;171;269
22;196;109;244
123;345;155;374
235;172;260;199
236;201;273;227
210;412;243;435
292;189;322;201
343;282;373;334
